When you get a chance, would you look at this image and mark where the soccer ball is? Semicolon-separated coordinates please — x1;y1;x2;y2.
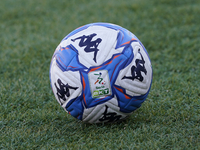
49;23;152;123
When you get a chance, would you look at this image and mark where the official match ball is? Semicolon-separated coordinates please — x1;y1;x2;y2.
49;23;152;123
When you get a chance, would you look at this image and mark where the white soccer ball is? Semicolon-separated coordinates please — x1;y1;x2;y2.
50;23;152;123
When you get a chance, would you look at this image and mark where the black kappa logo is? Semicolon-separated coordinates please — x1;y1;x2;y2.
54;79;78;105
99;105;122;122
71;33;102;63
122;49;147;82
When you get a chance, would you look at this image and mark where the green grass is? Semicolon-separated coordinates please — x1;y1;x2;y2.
0;0;200;149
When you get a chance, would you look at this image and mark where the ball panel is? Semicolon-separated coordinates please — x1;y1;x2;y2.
50;58;82;107
61;26;119;68
82;97;129;123
115;42;152;96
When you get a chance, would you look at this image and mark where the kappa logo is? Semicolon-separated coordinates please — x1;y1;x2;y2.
71;33;102;63
54;79;78;105
122;49;147;82
99;105;122;122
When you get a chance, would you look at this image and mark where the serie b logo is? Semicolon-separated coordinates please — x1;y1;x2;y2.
88;70;112;98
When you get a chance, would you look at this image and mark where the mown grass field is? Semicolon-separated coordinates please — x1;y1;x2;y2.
0;0;200;149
